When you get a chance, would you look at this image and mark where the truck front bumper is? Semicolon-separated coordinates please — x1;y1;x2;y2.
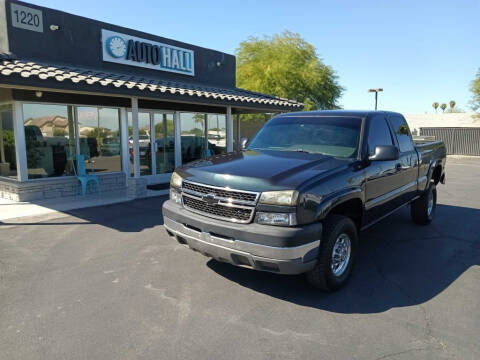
162;200;322;275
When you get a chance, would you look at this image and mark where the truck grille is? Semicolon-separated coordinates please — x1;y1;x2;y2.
182;181;258;204
181;181;258;223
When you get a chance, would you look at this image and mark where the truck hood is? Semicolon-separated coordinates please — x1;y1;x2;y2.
177;149;352;192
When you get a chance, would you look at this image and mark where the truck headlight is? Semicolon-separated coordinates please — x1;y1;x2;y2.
259;190;298;206
255;212;297;226
170;188;182;204
170;171;183;188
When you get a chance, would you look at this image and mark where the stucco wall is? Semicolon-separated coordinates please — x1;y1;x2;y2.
404;113;479;134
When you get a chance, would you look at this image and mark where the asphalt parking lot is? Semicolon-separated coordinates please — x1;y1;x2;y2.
1;157;479;360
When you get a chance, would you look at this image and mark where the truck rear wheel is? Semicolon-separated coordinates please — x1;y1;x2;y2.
305;215;358;291
411;183;436;225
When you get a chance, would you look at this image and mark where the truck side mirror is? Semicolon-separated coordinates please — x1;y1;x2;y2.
368;145;399;161
240;137;249;150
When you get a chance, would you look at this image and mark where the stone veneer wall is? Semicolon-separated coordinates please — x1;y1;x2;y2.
0;172;126;201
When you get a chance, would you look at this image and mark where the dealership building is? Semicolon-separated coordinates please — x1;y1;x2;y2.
0;0;301;201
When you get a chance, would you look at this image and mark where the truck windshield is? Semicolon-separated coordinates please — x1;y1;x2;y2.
247;116;362;158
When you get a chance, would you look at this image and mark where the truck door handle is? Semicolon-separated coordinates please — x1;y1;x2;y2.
396;163;410;171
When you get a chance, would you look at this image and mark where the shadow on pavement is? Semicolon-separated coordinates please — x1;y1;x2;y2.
207;204;480;313
0;196;168;232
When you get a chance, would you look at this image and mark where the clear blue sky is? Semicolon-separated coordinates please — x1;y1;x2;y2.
28;0;480;114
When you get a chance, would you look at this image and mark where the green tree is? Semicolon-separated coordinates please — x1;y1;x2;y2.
432;102;439;112
440;103;447;112
471;68;480;115
236;31;343;110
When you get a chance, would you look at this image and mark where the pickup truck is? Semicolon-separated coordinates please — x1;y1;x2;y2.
162;110;446;291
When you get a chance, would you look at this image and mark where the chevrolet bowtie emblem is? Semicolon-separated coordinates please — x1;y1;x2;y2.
202;193;218;205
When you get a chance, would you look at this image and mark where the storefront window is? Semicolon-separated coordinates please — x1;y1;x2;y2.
77;107;122;173
128;112;152;176
180;112;227;164
153;113;175;174
207;114;227;155
180;112;206;164
0;104;16;178
23;103;76;179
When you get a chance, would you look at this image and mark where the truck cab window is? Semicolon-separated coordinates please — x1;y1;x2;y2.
388;116;414;152
367;116;393;156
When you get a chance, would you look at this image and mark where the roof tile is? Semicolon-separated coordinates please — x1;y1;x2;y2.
0;58;303;109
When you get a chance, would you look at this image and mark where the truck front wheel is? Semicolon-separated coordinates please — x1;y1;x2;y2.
306;215;358;291
411;183;437;225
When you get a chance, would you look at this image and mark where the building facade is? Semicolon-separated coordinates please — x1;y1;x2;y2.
0;0;302;201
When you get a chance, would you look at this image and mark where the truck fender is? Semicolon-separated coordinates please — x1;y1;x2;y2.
424;160;443;191
316;187;364;222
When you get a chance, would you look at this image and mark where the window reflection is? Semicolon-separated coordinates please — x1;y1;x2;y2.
77;107;122;173
23;103;76;178
0;104;16;178
180;113;207;164
128;112;151;176
180;113;227;164
154;113;175;174
207;114;226;155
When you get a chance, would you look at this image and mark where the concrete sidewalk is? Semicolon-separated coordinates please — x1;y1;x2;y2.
0;189;168;222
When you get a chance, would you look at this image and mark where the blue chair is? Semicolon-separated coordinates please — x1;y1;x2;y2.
73;154;101;196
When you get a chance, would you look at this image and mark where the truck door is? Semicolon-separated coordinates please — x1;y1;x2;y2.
386;115;418;206
364;115;399;224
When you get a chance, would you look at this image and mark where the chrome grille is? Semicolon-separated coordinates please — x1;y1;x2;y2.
183;196;253;222
182;181;258;205
181;181;258;223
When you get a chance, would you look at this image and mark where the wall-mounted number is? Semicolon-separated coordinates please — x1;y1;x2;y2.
11;3;43;33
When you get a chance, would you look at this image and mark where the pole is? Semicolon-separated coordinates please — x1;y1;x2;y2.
375;91;378;111
0;113;5;163
131;97;140;178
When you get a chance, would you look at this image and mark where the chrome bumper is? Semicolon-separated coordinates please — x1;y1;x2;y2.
164;216;319;275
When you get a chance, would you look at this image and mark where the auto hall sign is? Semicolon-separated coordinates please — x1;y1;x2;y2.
101;29;195;76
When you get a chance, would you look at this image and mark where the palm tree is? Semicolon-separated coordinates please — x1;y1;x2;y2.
440;103;447;113
432;102;439;113
449;100;456;109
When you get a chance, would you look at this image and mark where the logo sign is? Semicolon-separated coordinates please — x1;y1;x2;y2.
101;29;195;76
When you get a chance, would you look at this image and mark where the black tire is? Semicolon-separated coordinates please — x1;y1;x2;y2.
305;215;358;291
411;183;436;225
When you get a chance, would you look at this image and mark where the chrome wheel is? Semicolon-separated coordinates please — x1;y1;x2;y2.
331;233;351;277
427;190;434;216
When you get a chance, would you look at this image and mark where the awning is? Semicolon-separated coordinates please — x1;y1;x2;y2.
0;54;303;111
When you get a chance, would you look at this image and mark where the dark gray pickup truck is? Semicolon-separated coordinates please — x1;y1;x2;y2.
163;110;446;291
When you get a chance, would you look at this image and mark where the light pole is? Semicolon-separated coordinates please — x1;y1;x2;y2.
368;88;383;110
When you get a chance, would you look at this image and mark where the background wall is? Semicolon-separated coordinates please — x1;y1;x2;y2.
5;0;236;88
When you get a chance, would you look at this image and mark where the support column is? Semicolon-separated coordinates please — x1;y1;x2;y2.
204;113;209;157
131;97;140;178
174;111;182;168
236;114;241;151
0;113;5;163
13;102;27;181
226;105;233;152
119;107;129;176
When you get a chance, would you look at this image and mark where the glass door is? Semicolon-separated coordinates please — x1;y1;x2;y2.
128;111;152;176
128;110;175;180
153;112;175;174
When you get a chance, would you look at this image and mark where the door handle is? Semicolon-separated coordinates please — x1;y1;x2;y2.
396;163;411;171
